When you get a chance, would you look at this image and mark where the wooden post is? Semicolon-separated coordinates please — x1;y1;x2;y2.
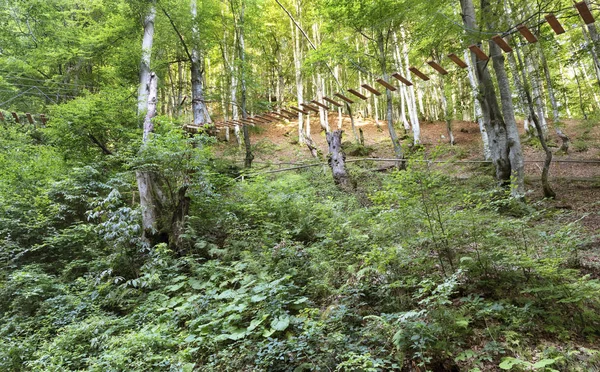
0;111;4;121
11;112;20;123
40;114;48;126
26;113;35;124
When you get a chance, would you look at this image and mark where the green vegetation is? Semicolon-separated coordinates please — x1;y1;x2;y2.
2;121;600;370
2;0;600;370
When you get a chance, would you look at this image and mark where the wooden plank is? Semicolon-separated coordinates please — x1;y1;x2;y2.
26;113;35;124
0;111;4;121
281;109;296;116
347;88;368;100
447;53;468;68
545;13;565;35
311;100;330;110
575;1;595;24
301;103;320;113
40;114;48;125
375;78;397;91
426;61;448;75
468;44;489;60
492;35;513;52
263;114;280;121
334;93;354;104
11;112;20;123
251;117;268;123
517;24;537;43
392;72;413;86
290;106;309;115
361;83;382;96
270;111;289;119
409;67;430;81
323;96;343;107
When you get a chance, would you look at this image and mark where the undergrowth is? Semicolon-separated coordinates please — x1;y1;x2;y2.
1;144;600;371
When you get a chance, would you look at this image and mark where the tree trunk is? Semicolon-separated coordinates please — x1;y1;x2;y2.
460;0;514;187
402;29;420;144
291;4;304;144
439;75;455;145
515;46;555;198
136;73;166;240
392;32;410;131
137;2;156;116
539;44;570;153
378;31;404;168
465;49;489;158
326;130;351;190
191;0;211;126
488;30;525;196
234;1;253;168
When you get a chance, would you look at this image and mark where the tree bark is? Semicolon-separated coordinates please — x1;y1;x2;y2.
377;31;405;168
460;0;517;190
487;27;524;196
539;44;570;153
291;6;304;144
515;44;555;198
136;73;166;240
465;49;490;159
191;0;211;126
137;2;156;116
326;130;351;190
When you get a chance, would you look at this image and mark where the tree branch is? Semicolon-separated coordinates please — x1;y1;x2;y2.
159;5;193;62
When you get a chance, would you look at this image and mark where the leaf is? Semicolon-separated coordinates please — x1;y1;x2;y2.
499;357;528;370
188;279;204;290
225;328;247;340
533;359;557;369
250;294;267;303
247;314;269;332
270;315;290;331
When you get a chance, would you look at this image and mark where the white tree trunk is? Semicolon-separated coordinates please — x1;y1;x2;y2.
291;9;303;143
191;0;211;126
401;29;420;144
464;49;490;160
137;3;156;115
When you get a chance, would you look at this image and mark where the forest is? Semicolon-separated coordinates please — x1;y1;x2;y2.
1;0;600;370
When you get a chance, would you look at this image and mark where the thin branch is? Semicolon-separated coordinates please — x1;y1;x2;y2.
159;5;193;62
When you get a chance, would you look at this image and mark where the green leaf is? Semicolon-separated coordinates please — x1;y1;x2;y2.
248;314;269;332
270;315;290;331
189;279;204;290
533;359;556;369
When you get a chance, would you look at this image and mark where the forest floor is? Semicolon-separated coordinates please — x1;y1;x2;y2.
216;112;600;260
